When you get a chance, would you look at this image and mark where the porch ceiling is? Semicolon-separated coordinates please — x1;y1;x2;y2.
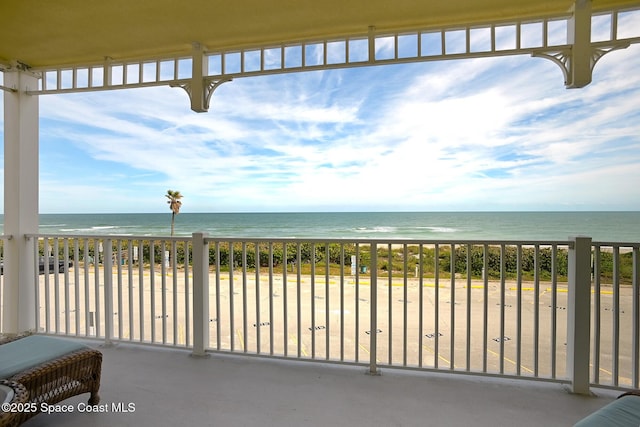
1;0;639;69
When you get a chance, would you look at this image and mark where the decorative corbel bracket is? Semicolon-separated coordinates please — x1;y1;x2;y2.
171;77;232;112
532;41;630;88
531;47;572;86
531;0;631;88
170;42;233;112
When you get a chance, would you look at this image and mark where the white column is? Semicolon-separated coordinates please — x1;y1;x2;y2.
567;0;593;88
190;43;207;113
566;236;592;394
2;68;39;334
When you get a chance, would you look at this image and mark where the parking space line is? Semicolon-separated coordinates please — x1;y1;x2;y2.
358;344;380;363
236;329;244;351
422;345;455;368
487;348;534;373
595;365;632;384
289;334;308;357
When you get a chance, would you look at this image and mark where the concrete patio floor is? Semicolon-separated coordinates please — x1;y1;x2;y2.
21;340;620;427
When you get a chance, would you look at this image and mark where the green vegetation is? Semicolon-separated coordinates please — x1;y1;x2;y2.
441;245;569;281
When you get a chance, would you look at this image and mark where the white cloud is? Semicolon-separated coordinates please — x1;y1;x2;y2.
3;35;640;213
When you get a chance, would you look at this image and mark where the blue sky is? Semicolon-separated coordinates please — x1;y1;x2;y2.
2;22;640;213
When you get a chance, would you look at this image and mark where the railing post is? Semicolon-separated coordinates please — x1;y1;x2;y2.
103;239;114;346
368;242;379;375
566;236;592;394
632;247;640;389
192;232;210;357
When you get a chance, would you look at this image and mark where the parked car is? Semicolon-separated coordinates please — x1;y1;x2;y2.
39;256;73;274
0;257;73;275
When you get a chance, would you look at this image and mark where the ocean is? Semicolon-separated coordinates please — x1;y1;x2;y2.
4;211;637;242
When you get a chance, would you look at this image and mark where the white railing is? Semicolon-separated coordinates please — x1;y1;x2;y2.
30;235;194;348
25;7;640;95
590;242;640;389
10;234;640;392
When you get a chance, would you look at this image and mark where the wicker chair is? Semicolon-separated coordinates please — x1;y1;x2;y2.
0;335;102;426
0;380;28;427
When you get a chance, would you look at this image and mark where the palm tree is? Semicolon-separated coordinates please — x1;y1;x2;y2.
166;190;183;236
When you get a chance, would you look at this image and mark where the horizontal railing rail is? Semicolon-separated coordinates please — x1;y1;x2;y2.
8;233;639;392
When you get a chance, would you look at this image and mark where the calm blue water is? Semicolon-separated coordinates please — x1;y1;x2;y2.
3;212;636;241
